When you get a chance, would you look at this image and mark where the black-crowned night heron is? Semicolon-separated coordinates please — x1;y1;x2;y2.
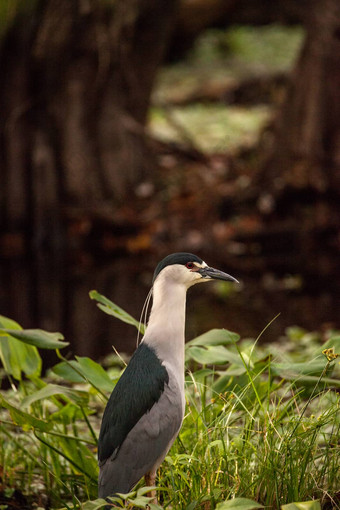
98;252;238;500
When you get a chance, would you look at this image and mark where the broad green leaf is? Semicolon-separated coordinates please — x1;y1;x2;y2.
136;486;158;497
52;361;86;383
90;290;145;333
281;501;321;510
272;358;329;377
0;334;41;380
0;315;22;330
21;383;89;407
114;490;137;499
187;345;243;365
216;497;263;510
75;356;115;392
82;500;109;510
0;394;52;432
52;357;115;392
0;317;41;379
127;495;155;508
276;373;340;387
0;328;68;349
185;368;214;383
187;329;240;347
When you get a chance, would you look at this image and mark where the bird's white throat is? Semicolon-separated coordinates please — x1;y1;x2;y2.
142;275;188;383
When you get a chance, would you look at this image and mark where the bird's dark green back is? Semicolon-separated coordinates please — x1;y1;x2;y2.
98;343;169;462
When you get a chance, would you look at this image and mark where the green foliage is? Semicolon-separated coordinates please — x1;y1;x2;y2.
151;25;304;154
0;315;98;505
0;315;42;379
281;502;321;510
82;487;162;510
174;336;340;508
90;290;145;334
215;498;264;510
0;302;339;510
224;25;304;71
0;0;39;39
150;104;271;154
52;356;115;394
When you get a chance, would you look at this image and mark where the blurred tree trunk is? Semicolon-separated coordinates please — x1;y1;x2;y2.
262;0;340;195
0;0;177;245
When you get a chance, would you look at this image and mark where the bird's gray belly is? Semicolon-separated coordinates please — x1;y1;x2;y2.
98;376;184;498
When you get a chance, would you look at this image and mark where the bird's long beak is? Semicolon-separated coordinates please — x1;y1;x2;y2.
198;266;239;283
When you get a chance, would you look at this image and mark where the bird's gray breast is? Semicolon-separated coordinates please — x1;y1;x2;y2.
98;372;184;497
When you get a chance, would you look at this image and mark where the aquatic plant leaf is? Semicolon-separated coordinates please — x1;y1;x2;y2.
0;316;41;379
21;383;89;407
75;356;115;392
187;345;243;365
216;497;263;510
82;500;110;510
187;328;240;347
0;394;52;432
0;327;68;349
281;501;321;510
90;290;145;333
82;500;109;510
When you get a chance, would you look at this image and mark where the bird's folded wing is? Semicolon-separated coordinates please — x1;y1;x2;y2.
98;378;183;496
98;343;170;463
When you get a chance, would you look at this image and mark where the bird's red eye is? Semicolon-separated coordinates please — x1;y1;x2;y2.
186;262;194;269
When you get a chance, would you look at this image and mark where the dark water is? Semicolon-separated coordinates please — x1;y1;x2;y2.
1;249;339;368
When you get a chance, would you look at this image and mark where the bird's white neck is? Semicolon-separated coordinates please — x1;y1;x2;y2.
143;277;188;384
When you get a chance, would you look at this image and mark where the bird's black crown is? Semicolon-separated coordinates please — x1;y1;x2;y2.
153;252;203;283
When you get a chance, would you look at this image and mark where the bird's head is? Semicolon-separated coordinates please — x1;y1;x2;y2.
152;252;238;290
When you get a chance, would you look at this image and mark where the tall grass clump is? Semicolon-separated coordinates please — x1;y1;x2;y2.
0;294;339;509
160;329;340;509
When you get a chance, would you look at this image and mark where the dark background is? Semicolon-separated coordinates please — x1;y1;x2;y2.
0;0;339;363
